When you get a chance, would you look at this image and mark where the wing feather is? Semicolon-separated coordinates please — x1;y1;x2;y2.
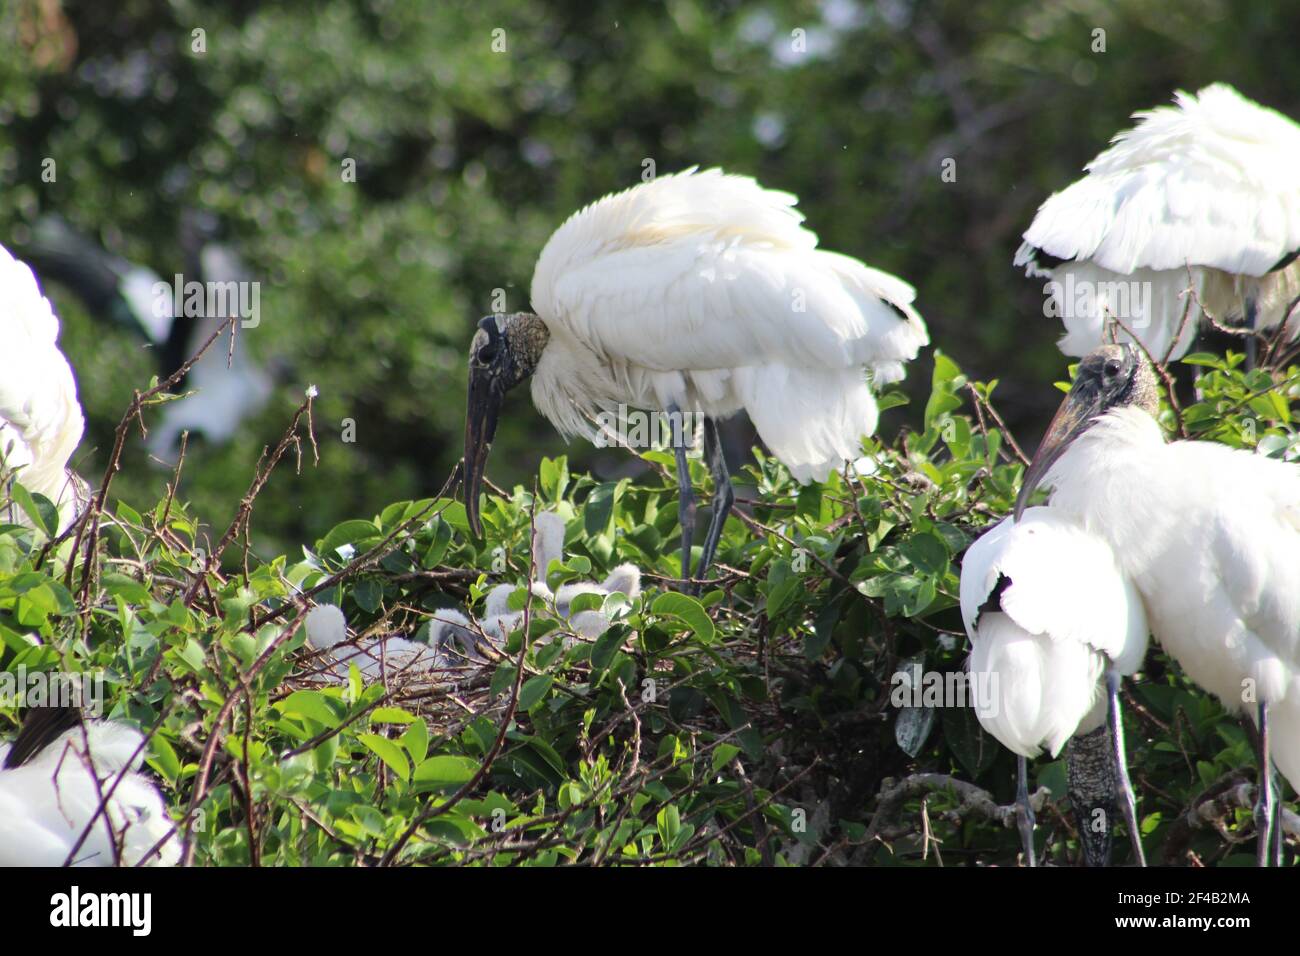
961;509;1147;668
1020;84;1300;278
532;168;927;377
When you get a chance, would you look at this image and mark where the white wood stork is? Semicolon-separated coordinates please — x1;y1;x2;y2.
0;707;177;866
464;168;928;589
0;242;88;531
303;603;449;682
961;507;1149;866
1016;84;1300;364
1017;343;1300;865
483;512;641;644
485;564;642;645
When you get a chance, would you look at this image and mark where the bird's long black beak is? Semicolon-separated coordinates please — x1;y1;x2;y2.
464;364;504;538
1013;385;1104;521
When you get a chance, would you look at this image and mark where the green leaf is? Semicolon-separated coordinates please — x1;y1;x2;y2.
278;690;346;728
900;531;949;575
711;743;741;774
8;483;55;537
539;456;569;502
101;573;152;604
421;517;453;568
352;577;383;613
399;720;429;763
370;707;417;724
318;519;382;557
650;592;715;643
358;733;411;781
657;805;682;848
517;675;554;711
146;734;182;783
583;481;620;537
413;755;480;793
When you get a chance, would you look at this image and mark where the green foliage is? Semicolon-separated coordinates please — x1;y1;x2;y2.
3;351;1294;866
3;1;1299;554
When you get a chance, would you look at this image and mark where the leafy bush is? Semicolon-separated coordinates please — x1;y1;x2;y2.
1;349;1295;866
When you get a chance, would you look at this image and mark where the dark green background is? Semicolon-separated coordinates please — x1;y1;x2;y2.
3;0;1297;552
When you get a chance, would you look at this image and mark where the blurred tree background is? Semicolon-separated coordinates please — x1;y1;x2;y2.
2;0;1298;555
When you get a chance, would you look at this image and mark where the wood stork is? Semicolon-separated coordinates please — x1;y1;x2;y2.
483;512;642;644
304;603;450;681
0;242;88;531
0;706;178;866
485;564;642;644
1017;343;1300;865
463;167;928;589
1016;84;1300;364
961;508;1150;866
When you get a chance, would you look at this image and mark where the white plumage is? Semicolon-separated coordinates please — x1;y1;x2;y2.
0;721;177;866
526;167;928;481
482;512;642;645
303;603;449;682
1036;404;1300;794
960;508;1149;759
0;242;86;529
1017;84;1300;360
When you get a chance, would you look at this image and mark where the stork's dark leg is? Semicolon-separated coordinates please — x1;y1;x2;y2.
1108;671;1146;866
667;404;697;590
1068;724;1116;867
1017;754;1037;868
1255;701;1276;867
693;417;735;591
1245;297;1259;370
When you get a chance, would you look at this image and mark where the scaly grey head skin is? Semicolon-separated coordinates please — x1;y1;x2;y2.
1014;344;1158;520
464;312;550;536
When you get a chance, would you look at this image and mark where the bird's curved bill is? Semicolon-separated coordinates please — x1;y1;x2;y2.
1013;386;1103;521
464;367;504;538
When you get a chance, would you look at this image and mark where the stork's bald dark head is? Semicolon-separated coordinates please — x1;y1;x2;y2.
464;312;550;536
1071;344;1158;419
1014;344;1157;520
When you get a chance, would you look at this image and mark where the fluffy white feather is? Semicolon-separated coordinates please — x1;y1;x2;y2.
0;721;177;866
960;508;1149;758
528;167;928;480
1017;84;1300;359
0;242;86;528
304;603;448;681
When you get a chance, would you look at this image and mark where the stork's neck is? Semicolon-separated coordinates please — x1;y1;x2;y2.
1041;406;1170;575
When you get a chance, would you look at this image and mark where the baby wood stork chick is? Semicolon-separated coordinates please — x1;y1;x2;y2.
485;563;643;647
304;603;449;682
482;512;642;647
464;168;928;590
1016;84;1300;364
1018;343;1300;865
0;243;88;531
0;707;178;866
961;508;1149;866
